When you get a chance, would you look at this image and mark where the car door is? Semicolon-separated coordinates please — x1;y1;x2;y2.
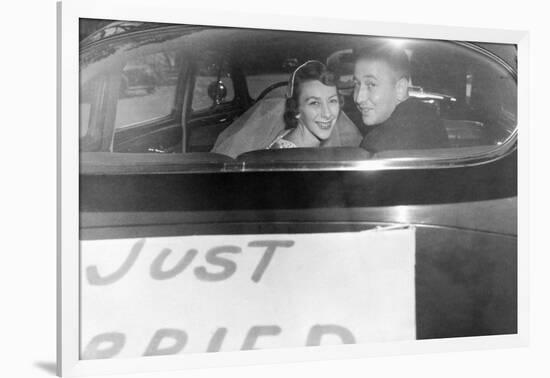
112;49;186;153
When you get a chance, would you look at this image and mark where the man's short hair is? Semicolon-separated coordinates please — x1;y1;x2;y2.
353;43;411;81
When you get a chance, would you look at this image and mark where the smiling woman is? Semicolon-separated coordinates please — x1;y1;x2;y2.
268;60;343;149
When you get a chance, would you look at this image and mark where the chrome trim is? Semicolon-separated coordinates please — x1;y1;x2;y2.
80;197;518;237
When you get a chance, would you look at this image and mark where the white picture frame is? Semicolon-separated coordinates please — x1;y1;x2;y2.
58;0;529;376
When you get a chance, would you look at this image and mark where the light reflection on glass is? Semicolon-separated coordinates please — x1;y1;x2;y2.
394;205;411;223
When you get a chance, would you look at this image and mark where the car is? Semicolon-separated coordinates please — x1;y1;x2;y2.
78;20;517;357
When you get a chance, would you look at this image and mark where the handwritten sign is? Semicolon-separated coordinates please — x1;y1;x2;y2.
80;228;416;359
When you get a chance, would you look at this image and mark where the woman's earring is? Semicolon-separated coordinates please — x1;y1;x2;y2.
295;114;301;119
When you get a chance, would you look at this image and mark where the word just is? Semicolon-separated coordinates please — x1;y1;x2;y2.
85;238;295;285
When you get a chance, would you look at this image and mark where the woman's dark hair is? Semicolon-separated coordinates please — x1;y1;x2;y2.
283;60;340;129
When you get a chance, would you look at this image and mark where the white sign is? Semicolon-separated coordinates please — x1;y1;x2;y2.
80;228;416;359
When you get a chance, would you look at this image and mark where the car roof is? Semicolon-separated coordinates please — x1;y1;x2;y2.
81;21;175;46
80;21;517;75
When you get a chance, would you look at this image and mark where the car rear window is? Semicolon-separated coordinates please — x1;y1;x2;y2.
79;23;517;172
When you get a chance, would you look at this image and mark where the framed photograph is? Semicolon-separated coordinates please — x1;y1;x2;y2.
58;0;528;376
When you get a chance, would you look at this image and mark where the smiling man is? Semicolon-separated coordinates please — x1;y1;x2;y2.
353;45;449;152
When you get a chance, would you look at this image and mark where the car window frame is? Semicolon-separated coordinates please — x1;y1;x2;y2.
79;25;519;170
86;48;191;153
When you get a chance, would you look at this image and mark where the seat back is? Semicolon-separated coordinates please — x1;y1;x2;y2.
442;119;485;147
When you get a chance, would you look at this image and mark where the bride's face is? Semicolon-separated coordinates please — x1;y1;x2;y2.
297;80;339;141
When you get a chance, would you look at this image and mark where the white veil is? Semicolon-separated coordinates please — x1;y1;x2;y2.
211;96;362;158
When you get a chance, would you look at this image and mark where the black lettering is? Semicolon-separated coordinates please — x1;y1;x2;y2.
306;325;356;346
241;326;281;350
150;248;198;280
86;239;145;285
206;328;227;353
143;329;187;356
81;332;125;360
248;240;294;283
194;245;241;282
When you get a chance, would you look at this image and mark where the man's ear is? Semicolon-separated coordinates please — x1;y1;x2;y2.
395;77;409;102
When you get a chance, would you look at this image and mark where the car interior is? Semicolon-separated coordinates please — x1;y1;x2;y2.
79;27;517;173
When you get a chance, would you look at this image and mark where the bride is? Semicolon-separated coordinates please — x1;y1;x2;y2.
212;60;361;158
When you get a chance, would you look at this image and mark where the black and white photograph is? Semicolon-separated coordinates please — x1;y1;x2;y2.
43;0;541;376
76;14;519;362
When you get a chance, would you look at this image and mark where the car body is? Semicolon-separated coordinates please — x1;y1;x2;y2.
79;21;517;341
